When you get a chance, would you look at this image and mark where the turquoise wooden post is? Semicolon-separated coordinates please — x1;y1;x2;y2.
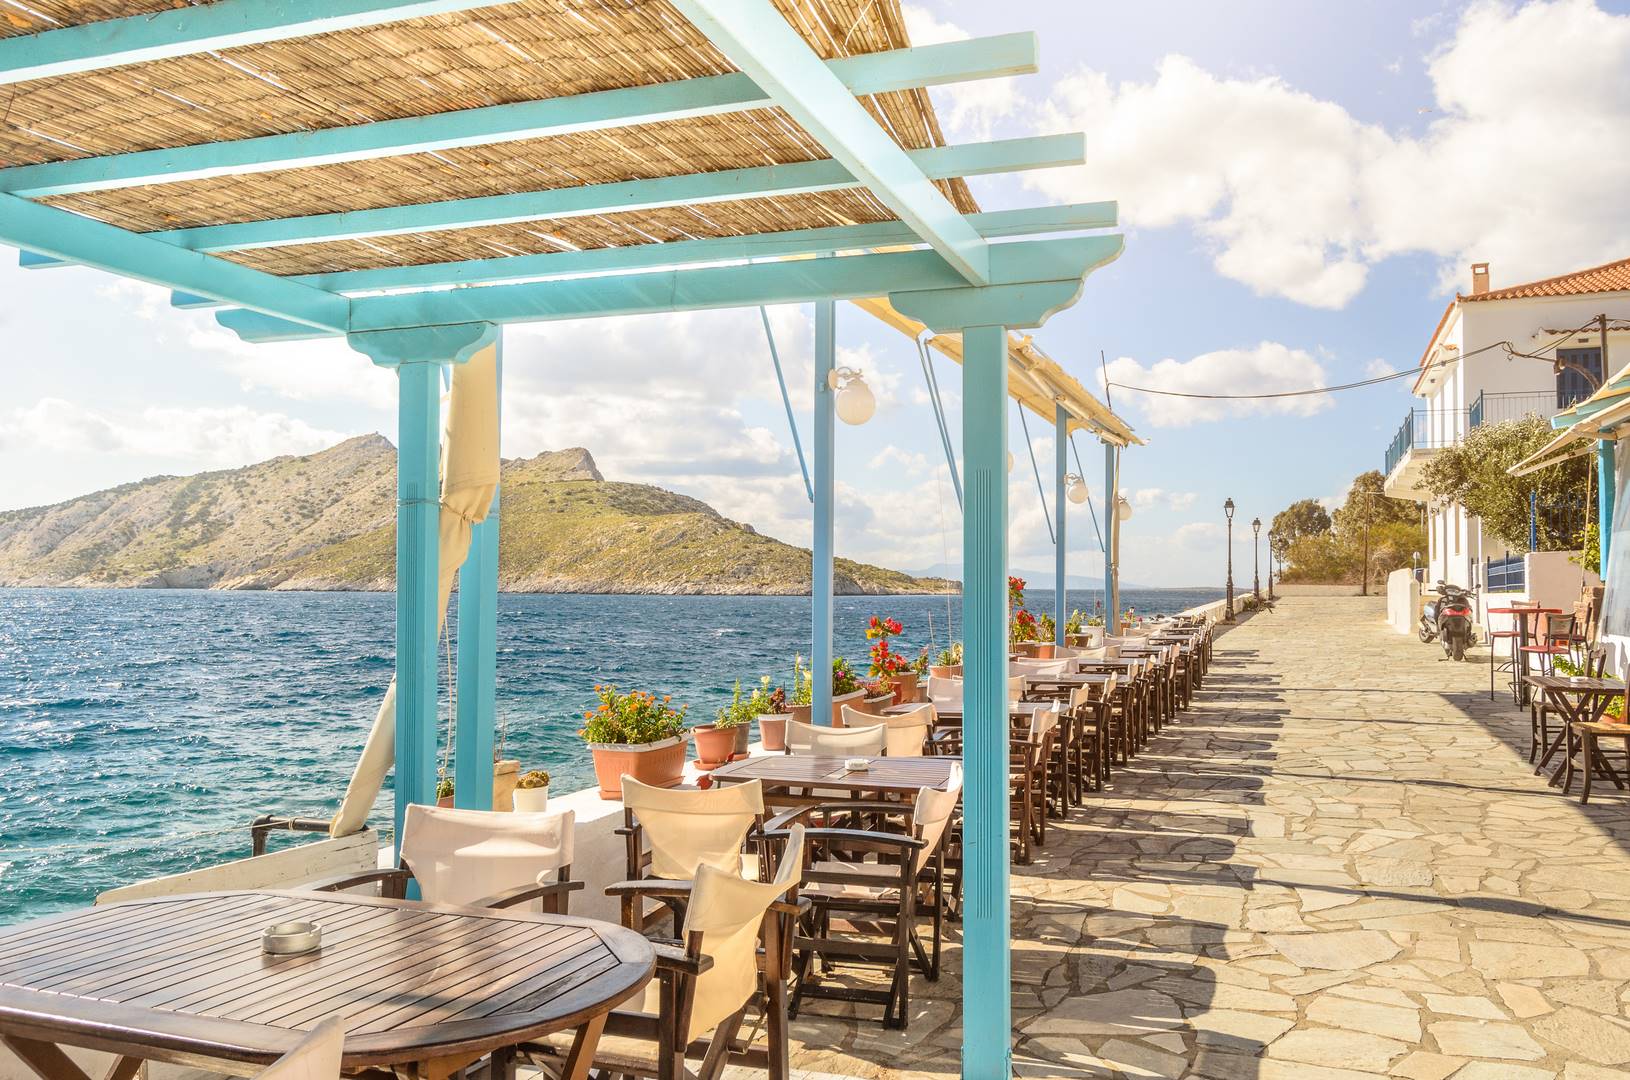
1054;403;1067;645
961;324;1011;1079
812;299;836;724
455;337;502;810
349;322;498;846
1600;440;1615;576
1104;440;1117;631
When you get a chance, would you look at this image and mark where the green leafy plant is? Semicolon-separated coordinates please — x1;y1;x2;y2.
911;647;930;676
935;642;963;666
1420;417;1589;552
517;769;550;790
580;684;688;745
435;774;454;800
763;683;789;714
1038;612;1056;642
1064;610;1085;636
715;678;769;729
791;656;814;706
832;657;861;696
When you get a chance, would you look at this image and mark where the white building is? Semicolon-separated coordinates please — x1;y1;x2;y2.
1384;257;1630;591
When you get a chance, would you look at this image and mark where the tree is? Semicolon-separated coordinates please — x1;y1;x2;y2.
1331;470;1421;594
1270;499;1331;559
1417;415;1590;552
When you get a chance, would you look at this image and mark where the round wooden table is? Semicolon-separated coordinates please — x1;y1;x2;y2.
0;890;654;1080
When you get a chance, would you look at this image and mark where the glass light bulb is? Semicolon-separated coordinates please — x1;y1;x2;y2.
835;377;875;425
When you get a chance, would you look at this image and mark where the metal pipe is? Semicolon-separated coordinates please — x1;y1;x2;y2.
761;306;814;503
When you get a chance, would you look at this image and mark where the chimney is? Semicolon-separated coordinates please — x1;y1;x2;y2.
1471;262;1490;296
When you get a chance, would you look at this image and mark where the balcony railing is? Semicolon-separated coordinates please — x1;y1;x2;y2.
1385;391;1559;477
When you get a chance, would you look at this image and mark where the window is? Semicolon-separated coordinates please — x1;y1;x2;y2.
1558;347;1603;408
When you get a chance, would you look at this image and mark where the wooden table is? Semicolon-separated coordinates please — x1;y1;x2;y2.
1572;720;1630;803
0;890;654;1080
708;754;961;800
1527;675;1622;787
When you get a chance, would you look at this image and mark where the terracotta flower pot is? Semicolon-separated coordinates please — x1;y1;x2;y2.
831;689;865;725
789;703;813;726
733;724;751;756
759;713;790;751
692;724;738;767
436;794;455;808
852;694;893;718
891;672;921;704
588;735;687;799
1033;644;1056;660
1012;642;1041;658
928;664;963;679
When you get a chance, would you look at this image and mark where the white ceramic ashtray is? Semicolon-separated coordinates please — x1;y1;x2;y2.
262;920;323;955
845;757;870;771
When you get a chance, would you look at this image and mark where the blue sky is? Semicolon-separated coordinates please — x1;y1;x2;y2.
3;0;1628;586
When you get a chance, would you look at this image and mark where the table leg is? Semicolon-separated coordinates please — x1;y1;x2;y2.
555;1011;608;1080
102;1059;140;1080
0;1038;96;1080
1583;728;1595;804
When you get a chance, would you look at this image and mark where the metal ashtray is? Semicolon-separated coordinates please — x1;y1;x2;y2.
262;920;323;956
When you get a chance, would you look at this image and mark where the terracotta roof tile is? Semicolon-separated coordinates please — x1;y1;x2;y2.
1462;256;1630;302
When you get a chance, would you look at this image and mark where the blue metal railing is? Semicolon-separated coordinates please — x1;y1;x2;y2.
1384;412;1414;477
1486;554;1526;593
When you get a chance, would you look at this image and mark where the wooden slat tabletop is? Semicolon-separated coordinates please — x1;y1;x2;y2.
708;754;960;795
0;890;654;1069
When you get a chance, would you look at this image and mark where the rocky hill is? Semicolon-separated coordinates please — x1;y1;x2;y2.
0;436;954;595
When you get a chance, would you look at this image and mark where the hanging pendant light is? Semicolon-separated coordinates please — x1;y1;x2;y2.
1116;493;1134;520
1065;473;1089;504
827;367;876;425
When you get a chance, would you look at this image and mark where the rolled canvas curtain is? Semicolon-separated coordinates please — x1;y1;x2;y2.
330;346;500;838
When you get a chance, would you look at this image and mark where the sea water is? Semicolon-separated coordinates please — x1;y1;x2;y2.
0;586;1219;923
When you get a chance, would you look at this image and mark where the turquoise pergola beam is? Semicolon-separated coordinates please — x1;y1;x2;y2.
218;236;1124;342
671;0;990;285
0;35;1038;197
1601;441;1615;574
1055;403;1068;647
161;202;1117;308
0;0;511;85
120;135;1083;255
812;299;836;728
0;192;347;332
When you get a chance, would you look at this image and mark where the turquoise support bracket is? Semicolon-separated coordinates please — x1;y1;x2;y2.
455;338;502;811
812;299;836;726
762;307;813;503
960;324;1012;1079
1600;440;1615;576
1055;403;1068;646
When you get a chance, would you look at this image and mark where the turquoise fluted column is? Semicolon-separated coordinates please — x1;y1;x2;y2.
1601;440;1615;577
1054;404;1067;645
961;324;1011;1079
455;337;502;810
1104;440;1117;630
812;300;836;724
391;359;440;841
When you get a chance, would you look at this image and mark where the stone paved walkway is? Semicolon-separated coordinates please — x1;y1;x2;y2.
787;596;1630;1080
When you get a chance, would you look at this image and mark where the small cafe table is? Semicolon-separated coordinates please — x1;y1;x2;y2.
1488;605;1561;705
0;890;654;1080
1527;674;1622;786
707;753;961;803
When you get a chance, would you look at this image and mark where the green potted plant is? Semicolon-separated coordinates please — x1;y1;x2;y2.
830;656;866;721
1035;612;1057;659
697;680;757;767
854;678;895;717
758;679;792;751
865;615;920;703
435;773;455;808
580;684;689;798
929;641;963;678
512;769;550;812
788;656;815;727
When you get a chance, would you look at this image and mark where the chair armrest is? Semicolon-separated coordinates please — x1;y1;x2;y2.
475;879;586;910
304;867;411;894
604;879;697;901
800;827;926;852
652;941;714;977
764;805;822;832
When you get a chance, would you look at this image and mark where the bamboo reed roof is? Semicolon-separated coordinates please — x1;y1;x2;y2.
2;0;976;274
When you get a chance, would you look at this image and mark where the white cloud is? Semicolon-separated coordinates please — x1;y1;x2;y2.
901;4;1022;141
1102;341;1331;427
1173;521;1226;550
186;325;397;410
1025;0;1630;308
1364;358;1396;379
1133;487;1199;511
0;397;349;467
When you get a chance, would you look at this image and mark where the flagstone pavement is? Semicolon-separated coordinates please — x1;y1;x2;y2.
783;595;1630;1080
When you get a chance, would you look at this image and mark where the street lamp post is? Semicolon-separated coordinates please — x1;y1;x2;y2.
1252;517;1262;601
1267;529;1276;601
1224;498;1236;622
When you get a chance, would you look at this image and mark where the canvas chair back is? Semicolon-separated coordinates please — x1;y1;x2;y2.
910;770;962;875
786;718;885;755
1028;705;1060;740
927;675;963;707
622;776;764;881
258;1014;344;1080
399;804;574;909
881;703;934;757
1008;675;1025;702
681;824;805;1042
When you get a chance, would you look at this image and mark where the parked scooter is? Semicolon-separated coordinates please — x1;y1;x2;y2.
1419;581;1478;661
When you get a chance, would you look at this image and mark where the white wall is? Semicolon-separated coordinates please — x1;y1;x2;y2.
1386;568;1421;635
